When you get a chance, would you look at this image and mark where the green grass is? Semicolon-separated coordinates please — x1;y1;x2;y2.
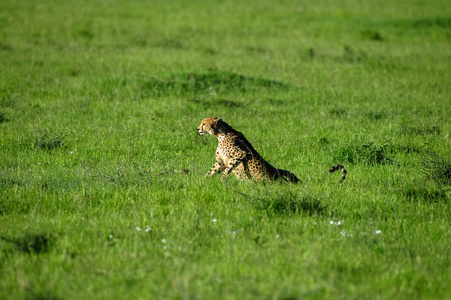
1;0;451;299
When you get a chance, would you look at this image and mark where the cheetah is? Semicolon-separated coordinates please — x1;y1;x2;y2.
197;117;346;183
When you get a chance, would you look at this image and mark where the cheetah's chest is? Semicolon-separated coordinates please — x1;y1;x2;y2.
216;138;267;180
216;141;250;179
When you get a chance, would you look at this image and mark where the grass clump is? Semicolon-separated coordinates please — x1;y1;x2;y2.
0;176;23;190
25;291;62;300
33;129;66;151
341;46;368;63
188;97;245;109
412;17;451;28
400;124;441;136
420;152;451;184
0;111;7;123
365;110;387;121
361;30;384;41
333;139;394;165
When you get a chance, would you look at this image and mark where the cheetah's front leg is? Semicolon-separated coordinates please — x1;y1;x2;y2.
205;161;225;177
221;157;245;181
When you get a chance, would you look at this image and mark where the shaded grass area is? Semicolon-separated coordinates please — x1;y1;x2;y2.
331;137;437;167
140;70;290;97
235;189;327;216
0;233;55;254
399;185;450;204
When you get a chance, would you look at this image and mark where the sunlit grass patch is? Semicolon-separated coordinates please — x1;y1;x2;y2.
0;0;450;298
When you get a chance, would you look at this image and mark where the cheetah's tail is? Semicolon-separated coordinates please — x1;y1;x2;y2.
329;164;346;183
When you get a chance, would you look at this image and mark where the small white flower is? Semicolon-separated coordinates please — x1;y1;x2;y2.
145;226;151;232
69;151;73;154
330;220;343;226
135;227;141;231
212;219;217;223
375;230;382;234
109;234;114;239
161;238;166;243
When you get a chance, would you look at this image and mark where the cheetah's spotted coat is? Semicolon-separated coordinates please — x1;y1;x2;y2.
197;117;346;183
197;117;300;182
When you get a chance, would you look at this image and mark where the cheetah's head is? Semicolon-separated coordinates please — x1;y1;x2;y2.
197;117;222;136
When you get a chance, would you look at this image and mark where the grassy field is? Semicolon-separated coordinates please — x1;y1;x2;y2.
1;0;451;299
